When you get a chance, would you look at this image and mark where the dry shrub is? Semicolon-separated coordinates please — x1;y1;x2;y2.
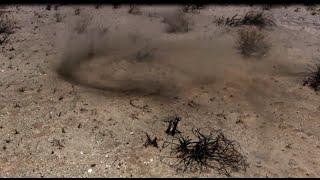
128;5;142;15
303;63;320;92
241;11;275;28
144;133;158;148
181;4;204;13
236;28;269;58
163;10;191;33
215;11;275;29
166;129;248;176
0;12;14;45
75;8;80;15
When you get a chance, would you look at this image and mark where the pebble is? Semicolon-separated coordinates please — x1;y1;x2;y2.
256;160;262;168
1;70;4;73
130;132;134;135
105;154;109;158
87;169;93;173
80;151;84;155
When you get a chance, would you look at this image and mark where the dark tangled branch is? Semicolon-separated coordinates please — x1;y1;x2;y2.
165;129;248;176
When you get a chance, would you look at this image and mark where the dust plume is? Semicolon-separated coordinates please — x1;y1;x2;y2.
54;21;304;103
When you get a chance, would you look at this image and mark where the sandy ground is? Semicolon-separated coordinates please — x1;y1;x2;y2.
0;4;320;178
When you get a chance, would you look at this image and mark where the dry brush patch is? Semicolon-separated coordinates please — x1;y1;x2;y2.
163;9;191;33
128;5;142;15
164;128;248;176
235;27;270;58
0;12;14;45
215;11;275;29
181;4;204;14
303;62;320;92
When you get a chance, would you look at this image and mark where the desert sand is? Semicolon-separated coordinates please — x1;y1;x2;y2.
0;4;320;177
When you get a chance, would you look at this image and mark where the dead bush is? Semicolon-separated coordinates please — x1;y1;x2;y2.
181;4;204;13
75;8;80;15
303;63;320;92
241;11;275;28
46;5;51;11
128;5;142;15
163;10;191;33
215;11;275;29
0;13;14;45
166;129;248;176
144;133;158;148
236;28;269;58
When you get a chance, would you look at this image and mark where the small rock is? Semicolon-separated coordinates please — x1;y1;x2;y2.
256;160;262;168
130;132;134;135
288;159;297;167
80;151;84;155
87;168;93;173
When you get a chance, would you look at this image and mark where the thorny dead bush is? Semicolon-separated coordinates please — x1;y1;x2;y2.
215;11;275;29
236;28;269;58
128;5;142;15
303;63;320;92
0;12;13;45
166;129;248;176
163;10;191;33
